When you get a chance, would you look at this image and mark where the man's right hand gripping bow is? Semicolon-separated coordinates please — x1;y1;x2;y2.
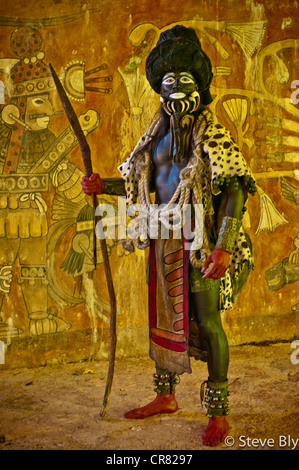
81;173;103;195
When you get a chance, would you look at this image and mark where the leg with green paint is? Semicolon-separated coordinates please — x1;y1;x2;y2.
190;285;230;446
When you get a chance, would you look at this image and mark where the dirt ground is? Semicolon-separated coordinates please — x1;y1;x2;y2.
0;342;298;452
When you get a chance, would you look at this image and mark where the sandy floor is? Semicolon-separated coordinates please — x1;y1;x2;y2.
0;342;298;452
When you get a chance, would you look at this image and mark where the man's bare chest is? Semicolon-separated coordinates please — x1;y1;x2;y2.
152;132;188;203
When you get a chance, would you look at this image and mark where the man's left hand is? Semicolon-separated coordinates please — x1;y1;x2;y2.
201;249;230;280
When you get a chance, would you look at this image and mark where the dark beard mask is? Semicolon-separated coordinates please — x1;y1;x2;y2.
160;91;200;162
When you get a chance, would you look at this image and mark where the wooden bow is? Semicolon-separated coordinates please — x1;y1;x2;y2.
49;63;116;419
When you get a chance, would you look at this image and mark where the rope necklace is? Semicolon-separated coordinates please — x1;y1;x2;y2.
133;108;214;268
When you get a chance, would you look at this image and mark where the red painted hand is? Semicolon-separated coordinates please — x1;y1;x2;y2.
201;249;230;280
81;173;103;195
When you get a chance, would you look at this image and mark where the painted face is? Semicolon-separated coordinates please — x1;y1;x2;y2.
24;94;54;131
161;71;197;100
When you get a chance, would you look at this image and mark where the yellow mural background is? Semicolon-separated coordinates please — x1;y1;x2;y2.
0;0;298;368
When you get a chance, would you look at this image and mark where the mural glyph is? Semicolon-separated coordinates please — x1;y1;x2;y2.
118;17;299;313
0;23;117;341
0;9;298;344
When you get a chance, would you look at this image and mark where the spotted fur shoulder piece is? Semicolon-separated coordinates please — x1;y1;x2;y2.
192;115;256;310
201;121;256;196
118;112;256;311
118;118;160;206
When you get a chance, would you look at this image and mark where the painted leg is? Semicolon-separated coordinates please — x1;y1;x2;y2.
190;288;230;446
124;393;178;419
201;379;230;446
0;238;23;338
202;415;229;446
124;366;179;419
19;237;71;335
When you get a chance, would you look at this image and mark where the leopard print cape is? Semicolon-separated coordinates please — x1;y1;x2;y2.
118;109;256;310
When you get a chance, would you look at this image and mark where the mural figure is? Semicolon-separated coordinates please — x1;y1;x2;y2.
265;179;299;313
0;26;69;336
81;25;256;447
265;232;299;298
0;25;113;339
119;20;299;245
122;18;299;317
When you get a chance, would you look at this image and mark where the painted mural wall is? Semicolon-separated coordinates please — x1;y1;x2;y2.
0;0;298;368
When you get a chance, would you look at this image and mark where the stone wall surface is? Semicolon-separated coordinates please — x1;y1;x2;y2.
0;0;298;368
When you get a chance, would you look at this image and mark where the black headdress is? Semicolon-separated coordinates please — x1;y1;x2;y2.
145;25;213;105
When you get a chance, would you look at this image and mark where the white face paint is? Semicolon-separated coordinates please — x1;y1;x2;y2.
25;94;53;130
161;71;196;100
